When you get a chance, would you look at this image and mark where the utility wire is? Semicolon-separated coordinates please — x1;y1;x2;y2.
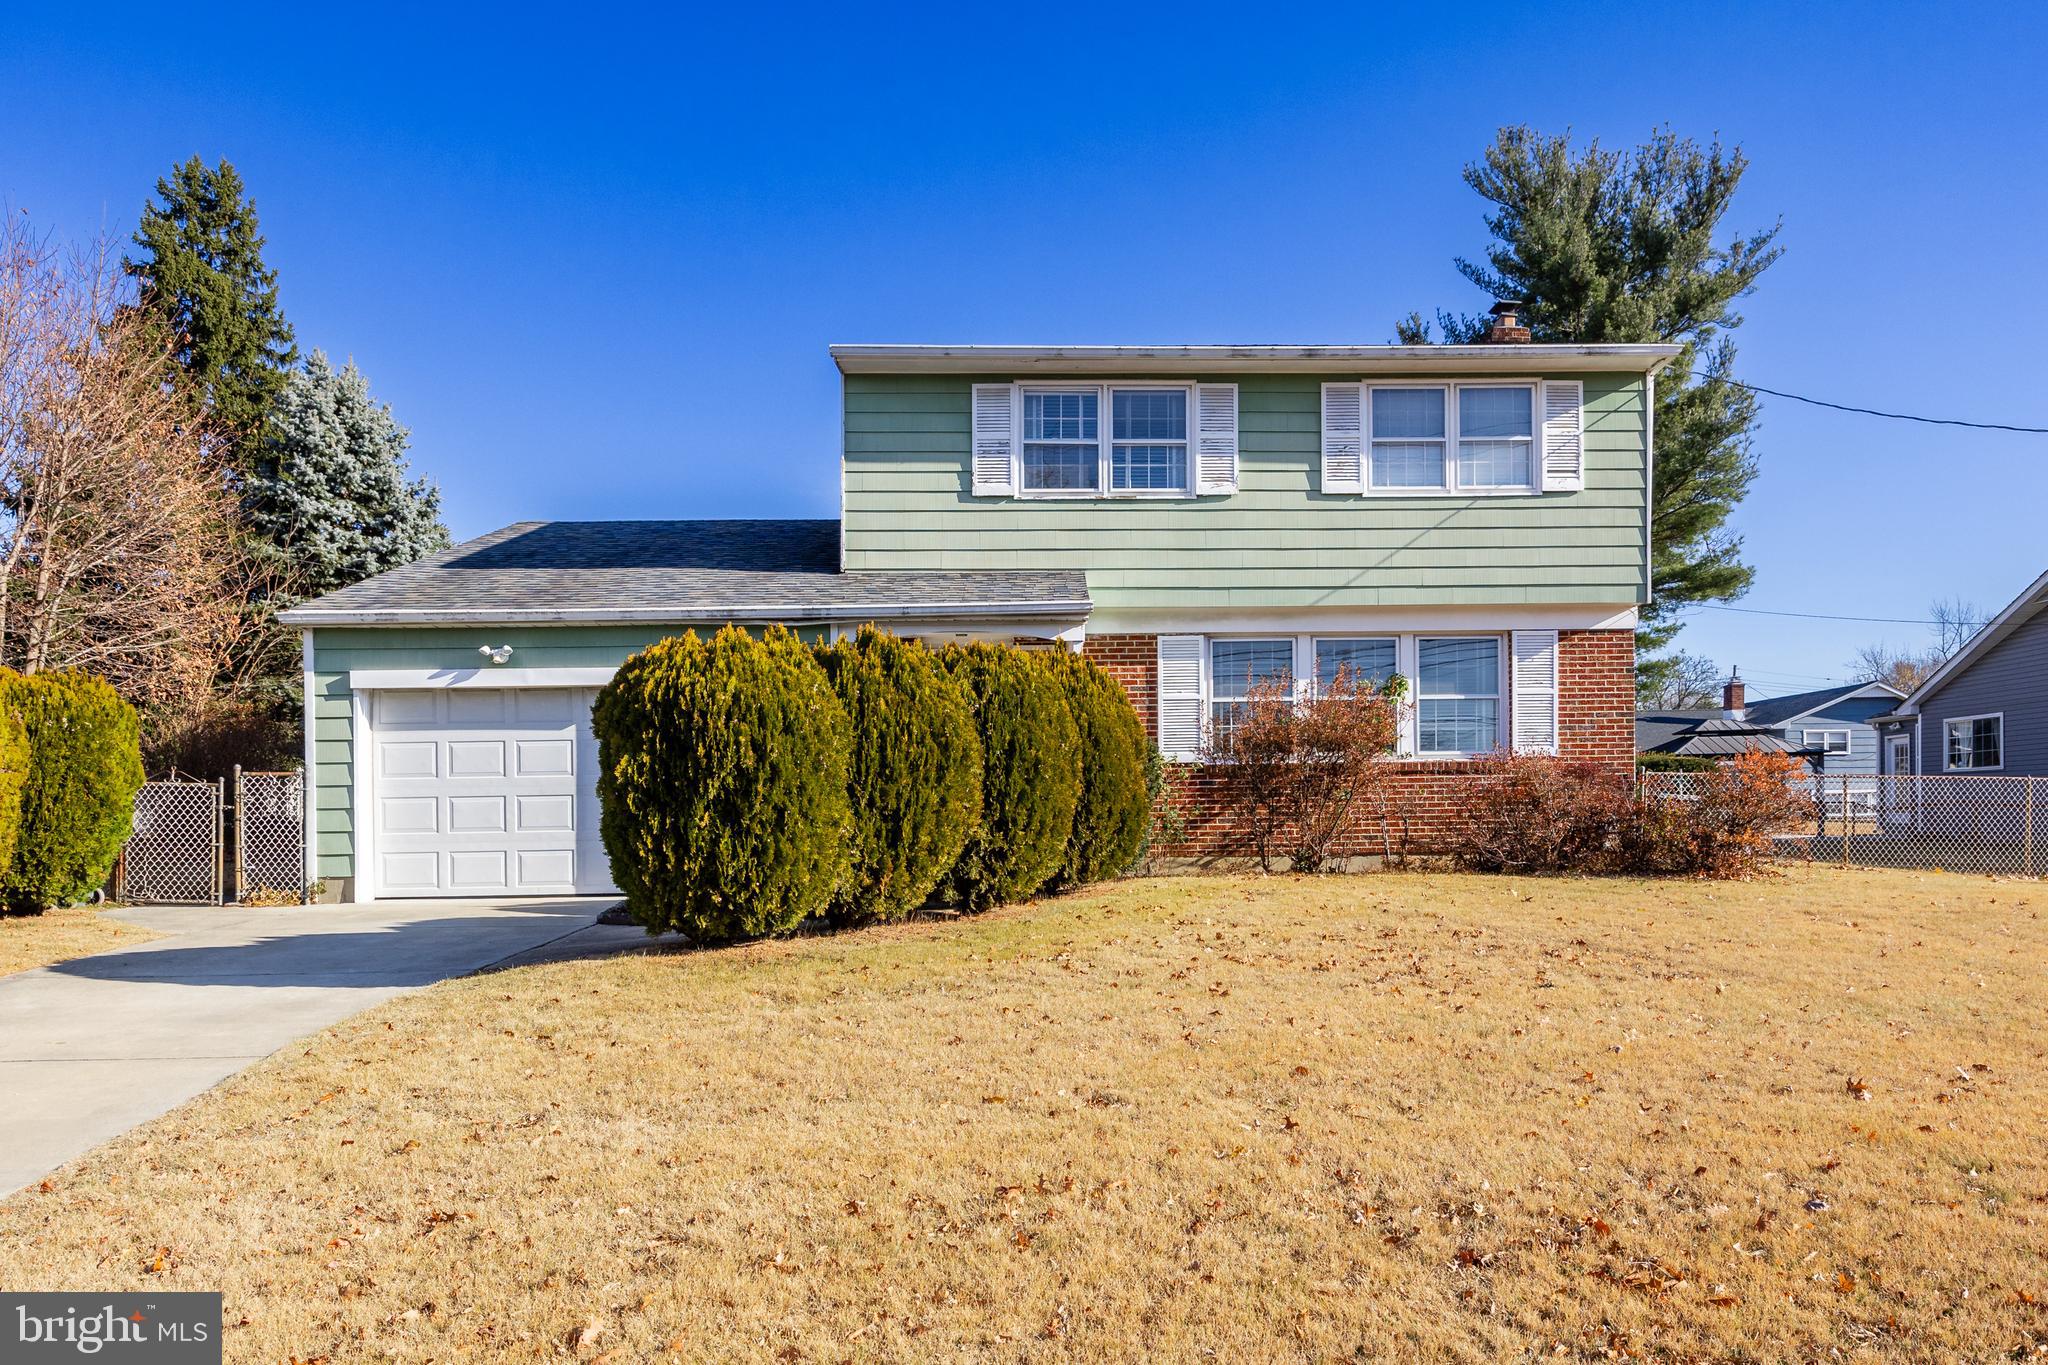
1729;380;2048;434
1685;603;1969;627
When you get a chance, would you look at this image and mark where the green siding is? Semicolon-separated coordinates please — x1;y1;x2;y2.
841;372;1651;609
309;623;824;883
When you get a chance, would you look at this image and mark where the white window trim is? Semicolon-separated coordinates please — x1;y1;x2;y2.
1364;379;1541;496
1197;632;1508;759
1801;728;1852;755
1943;711;2004;772
1413;634;1509;759
1015;381;1196;500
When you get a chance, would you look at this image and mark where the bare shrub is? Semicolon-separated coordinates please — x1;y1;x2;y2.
1199;666;1403;873
1454;753;1636;874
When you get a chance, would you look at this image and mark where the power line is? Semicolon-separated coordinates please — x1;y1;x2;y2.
1729;380;2048;434
1685;603;1967;627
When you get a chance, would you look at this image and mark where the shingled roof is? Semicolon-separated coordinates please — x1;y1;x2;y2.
278;520;1092;626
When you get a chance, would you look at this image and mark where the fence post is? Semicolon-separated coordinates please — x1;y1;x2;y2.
1840;772;1851;870
2026;777;2037;880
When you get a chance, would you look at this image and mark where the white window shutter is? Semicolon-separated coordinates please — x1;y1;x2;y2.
971;383;1018;496
1511;629;1561;754
1157;635;1206;760
1193;383;1238;494
1320;382;1364;493
1540;380;1584;492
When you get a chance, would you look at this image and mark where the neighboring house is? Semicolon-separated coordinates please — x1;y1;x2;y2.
1873;568;2048;777
1637;673;1903;774
281;312;1677;900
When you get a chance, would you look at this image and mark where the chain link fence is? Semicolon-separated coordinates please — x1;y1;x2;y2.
1641;770;2045;877
117;779;223;904
117;769;307;905
234;767;306;903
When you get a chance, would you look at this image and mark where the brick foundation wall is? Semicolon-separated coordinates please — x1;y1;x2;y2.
1087;626;1637;856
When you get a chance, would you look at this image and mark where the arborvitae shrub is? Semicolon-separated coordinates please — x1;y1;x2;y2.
1039;650;1149;890
815;626;981;927
936;643;1080;911
0;687;28;890
0;670;143;913
592;626;851;942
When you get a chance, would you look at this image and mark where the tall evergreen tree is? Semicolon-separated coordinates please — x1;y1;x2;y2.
245;351;450;601
126;156;298;468
1396;128;1783;702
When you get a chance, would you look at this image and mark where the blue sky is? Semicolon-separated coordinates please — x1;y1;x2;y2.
5;2;2044;699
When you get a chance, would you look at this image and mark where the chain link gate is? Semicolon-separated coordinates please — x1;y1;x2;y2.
234;767;307;903
117;779;223;904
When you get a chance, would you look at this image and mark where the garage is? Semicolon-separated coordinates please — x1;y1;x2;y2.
365;687;617;898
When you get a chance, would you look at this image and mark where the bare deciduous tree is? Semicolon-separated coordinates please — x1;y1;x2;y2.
1848;598;1987;695
0;216;248;717
1639;651;1723;709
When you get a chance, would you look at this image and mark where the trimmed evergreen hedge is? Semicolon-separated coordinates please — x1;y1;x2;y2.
815;627;981;926
0;670;144;913
0;689;27;889
1040;650;1149;890
937;643;1081;911
592;626;851;942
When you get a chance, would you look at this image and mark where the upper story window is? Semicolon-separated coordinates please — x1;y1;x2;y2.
1945;714;2002;770
1017;385;1192;496
1802;728;1851;755
1366;383;1539;493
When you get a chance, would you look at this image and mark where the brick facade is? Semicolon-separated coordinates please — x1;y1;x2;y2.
1086;627;1636;858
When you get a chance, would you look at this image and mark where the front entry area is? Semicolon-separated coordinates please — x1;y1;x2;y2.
366;688;617;897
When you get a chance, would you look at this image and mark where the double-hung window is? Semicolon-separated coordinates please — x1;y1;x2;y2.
1415;636;1502;755
1210;638;1294;738
1313;637;1398;694
1945;714;2002;770
1021;390;1100;492
1367;383;1537;492
1019;385;1190;496
1802;728;1851;756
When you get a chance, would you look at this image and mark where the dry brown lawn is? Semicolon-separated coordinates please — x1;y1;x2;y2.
0;903;159;977
1;869;2045;1363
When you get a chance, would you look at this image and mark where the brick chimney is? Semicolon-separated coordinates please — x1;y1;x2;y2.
1483;300;1531;344
1722;668;1746;722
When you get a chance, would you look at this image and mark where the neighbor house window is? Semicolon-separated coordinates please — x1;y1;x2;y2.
1416;636;1501;754
1111;389;1188;491
1945;714;2002;770
1802;728;1851;755
1021;390;1100;492
1457;386;1535;487
1211;638;1294;738
1313;637;1398;693
1365;383;1539;492
1018;385;1193;496
1370;387;1448;489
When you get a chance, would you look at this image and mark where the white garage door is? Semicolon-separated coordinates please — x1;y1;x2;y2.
370;688;616;897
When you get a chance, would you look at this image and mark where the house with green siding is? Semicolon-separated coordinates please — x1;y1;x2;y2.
282;312;1678;899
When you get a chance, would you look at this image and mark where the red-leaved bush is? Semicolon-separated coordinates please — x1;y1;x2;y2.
1624;751;1808;878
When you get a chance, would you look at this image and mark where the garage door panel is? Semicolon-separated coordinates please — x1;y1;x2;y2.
518;849;575;885
379;692;439;725
516;794;574;832
448;795;507;833
381;851;441;893
447;690;508;723
515;691;573;721
380;796;440;834
381;741;439;778
448;740;507;778
515;739;573;777
448;849;510;891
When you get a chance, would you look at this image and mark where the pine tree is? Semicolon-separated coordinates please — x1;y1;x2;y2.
245;351;450;600
127;156;298;468
1396;128;1783;703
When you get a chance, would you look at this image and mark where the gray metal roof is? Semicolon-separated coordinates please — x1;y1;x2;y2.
278;520;1093;626
1636;709;1813;758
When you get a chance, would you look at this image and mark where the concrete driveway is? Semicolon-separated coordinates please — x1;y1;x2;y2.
0;898;650;1196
